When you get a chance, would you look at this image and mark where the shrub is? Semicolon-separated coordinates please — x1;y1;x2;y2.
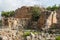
56;36;60;40
23;31;31;37
31;6;41;21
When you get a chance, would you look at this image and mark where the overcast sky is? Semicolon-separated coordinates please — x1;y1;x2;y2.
0;0;60;12
0;0;60;19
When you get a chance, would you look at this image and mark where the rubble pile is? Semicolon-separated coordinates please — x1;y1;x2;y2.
0;28;24;40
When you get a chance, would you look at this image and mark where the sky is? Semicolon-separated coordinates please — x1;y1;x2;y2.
0;0;60;12
0;0;60;19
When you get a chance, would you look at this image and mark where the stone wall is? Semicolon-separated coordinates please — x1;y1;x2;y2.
2;17;8;26
38;11;57;30
44;11;57;30
2;11;58;30
8;17;31;30
37;11;51;29
56;9;60;28
14;6;32;18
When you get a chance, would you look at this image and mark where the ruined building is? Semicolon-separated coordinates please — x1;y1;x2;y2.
14;6;45;29
2;6;60;31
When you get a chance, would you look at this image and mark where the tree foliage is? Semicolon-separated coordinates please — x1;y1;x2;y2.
46;5;60;11
1;11;15;17
31;6;41;21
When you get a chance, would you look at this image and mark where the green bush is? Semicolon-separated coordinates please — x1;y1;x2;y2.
46;5;59;11
1;11;15;17
23;30;40;37
23;31;31;37
31;6;41;21
56;36;60;40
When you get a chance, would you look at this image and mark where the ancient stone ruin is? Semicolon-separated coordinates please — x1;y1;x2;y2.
1;6;60;40
1;6;59;30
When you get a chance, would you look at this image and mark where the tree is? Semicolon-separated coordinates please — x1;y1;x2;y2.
31;6;41;21
57;5;60;9
1;11;15;17
51;5;58;11
8;11;15;17
46;5;59;11
46;6;52;10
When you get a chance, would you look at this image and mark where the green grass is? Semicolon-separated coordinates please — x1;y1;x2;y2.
56;36;60;40
23;30;40;37
23;31;31;37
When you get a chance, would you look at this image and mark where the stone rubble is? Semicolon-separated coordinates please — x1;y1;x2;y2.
0;28;24;40
26;32;56;40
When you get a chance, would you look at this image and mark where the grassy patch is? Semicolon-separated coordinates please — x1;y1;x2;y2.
23;30;40;37
23;31;31;37
56;36;60;40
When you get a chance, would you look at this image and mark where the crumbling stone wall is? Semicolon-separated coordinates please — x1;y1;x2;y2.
56;9;60;28
37;11;51;29
38;11;57;30
2;11;58;30
2;17;8;26
14;6;32;18
8;17;31;30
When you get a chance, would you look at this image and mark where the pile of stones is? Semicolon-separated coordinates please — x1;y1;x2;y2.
25;32;56;40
